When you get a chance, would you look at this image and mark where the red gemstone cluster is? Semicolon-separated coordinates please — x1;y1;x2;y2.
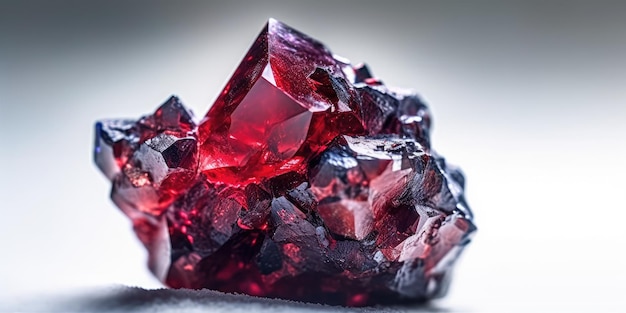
94;19;475;306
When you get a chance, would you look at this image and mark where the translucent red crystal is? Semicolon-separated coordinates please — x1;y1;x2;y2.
198;19;364;186
94;18;475;306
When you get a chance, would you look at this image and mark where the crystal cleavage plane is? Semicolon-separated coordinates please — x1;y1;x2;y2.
94;18;475;306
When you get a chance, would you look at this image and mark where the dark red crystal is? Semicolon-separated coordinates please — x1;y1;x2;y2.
197;19;365;186
94;18;475;306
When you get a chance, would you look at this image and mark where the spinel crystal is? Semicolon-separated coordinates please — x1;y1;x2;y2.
94;18;475;306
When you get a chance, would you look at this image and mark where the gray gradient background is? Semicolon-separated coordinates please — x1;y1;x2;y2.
1;1;625;312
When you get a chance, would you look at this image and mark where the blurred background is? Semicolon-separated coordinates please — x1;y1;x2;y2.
1;0;625;312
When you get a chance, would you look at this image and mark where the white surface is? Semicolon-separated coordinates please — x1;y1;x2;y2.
4;286;444;313
1;1;625;312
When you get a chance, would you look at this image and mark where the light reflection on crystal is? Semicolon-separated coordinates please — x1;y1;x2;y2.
94;18;475;306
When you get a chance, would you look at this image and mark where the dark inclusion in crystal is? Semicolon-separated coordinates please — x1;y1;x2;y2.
94;18;476;306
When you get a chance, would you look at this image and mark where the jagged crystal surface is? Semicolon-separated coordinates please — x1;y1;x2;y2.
94;18;475;306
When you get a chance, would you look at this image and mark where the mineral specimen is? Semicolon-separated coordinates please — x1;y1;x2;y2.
94;18;475;306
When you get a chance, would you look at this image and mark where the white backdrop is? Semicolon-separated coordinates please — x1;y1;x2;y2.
1;1;625;312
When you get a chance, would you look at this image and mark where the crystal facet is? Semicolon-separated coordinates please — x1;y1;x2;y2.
94;18;475;306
